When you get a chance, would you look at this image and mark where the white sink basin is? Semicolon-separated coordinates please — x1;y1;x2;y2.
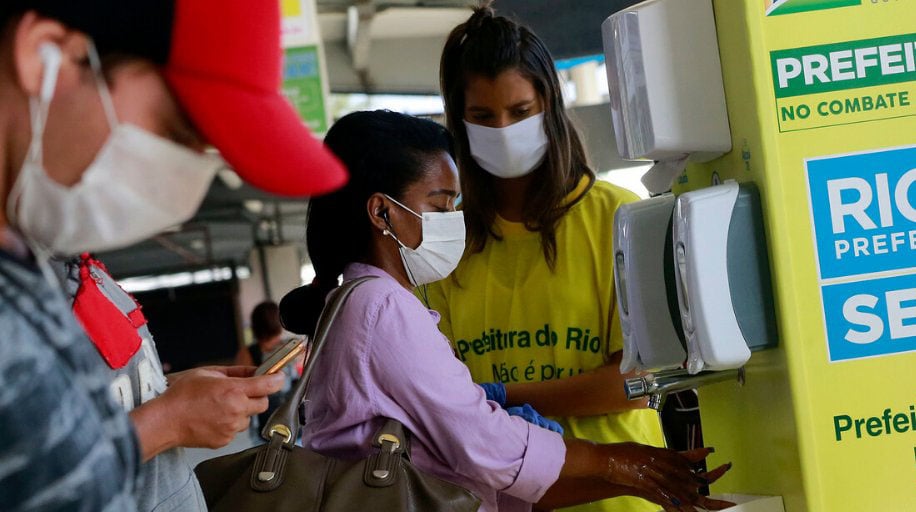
649;493;785;511
711;494;785;512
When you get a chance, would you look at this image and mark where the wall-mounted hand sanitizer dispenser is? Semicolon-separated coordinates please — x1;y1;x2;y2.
673;182;778;374
601;0;731;162
614;194;686;372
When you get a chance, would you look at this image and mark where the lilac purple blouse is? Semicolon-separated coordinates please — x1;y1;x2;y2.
302;263;566;512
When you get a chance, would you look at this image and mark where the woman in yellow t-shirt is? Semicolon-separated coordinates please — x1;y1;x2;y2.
428;6;664;512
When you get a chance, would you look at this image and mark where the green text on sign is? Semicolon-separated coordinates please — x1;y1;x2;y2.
771;33;916;99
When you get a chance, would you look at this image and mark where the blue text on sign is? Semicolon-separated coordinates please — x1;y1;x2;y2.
821;273;916;362
807;146;916;280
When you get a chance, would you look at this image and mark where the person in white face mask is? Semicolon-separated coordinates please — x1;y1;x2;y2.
0;2;346;511
277;110;731;512
425;5;718;512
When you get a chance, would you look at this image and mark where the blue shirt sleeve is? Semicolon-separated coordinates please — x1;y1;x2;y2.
0;256;138;512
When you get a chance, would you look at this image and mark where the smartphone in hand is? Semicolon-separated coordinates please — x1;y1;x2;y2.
254;338;307;376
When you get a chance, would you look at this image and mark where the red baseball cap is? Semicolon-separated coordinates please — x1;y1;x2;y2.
23;0;348;197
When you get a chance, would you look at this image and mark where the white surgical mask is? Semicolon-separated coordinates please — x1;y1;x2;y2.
463;112;549;179
383;195;465;287
6;41;220;257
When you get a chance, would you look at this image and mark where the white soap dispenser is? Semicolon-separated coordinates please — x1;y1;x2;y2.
601;0;731;163
673;181;778;374
614;194;687;372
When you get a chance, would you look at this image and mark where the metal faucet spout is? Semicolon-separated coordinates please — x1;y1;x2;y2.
624;367;745;411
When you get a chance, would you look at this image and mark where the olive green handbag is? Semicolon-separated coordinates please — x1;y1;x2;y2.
195;278;480;512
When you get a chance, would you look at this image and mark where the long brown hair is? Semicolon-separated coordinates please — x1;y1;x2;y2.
440;3;594;268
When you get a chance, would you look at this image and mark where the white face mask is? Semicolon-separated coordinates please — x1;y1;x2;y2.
6;41;221;257
383;195;465;287
463;112;549;179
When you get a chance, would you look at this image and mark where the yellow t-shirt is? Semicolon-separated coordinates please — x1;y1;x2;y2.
426;177;664;512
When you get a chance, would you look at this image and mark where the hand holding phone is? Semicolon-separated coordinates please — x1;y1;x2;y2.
254;338;307;376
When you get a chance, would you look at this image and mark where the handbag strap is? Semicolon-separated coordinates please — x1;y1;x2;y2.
260;276;375;446
364;418;410;487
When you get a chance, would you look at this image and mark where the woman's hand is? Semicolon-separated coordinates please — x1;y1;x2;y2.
604;444;734;511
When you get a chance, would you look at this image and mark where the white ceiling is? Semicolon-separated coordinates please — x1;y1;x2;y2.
318;7;472;94
318;7;470;41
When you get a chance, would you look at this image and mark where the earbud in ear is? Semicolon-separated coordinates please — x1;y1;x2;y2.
37;43;63;102
39;43;62;66
380;210;396;238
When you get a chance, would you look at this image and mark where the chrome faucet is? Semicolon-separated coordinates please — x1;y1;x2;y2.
624;367;745;411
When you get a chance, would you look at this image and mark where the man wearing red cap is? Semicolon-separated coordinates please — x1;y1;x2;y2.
0;1;347;510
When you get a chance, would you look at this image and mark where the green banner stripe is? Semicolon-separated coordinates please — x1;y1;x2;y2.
768;0;860;16
771;33;916;98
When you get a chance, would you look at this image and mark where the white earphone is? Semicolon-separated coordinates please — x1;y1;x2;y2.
38;42;62;103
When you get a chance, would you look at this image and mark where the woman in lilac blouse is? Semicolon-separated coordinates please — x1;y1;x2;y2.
294;110;732;512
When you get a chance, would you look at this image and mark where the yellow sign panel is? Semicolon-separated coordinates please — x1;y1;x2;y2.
281;0;302;18
691;1;916;510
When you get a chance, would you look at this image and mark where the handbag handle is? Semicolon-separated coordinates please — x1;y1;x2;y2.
260;277;375;446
